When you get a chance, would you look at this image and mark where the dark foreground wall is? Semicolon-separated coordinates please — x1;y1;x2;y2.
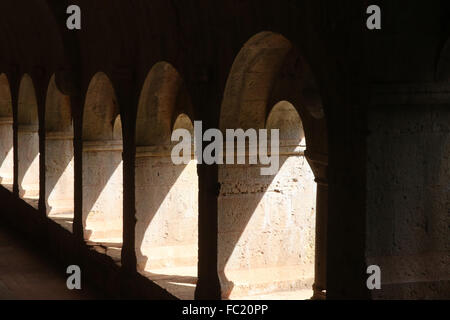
0;186;177;299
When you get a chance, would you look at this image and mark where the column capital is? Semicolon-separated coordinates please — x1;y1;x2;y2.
305;149;328;185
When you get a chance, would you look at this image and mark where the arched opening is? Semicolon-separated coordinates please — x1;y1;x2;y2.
45;75;74;231
0;74;13;189
82;73;123;256
218;32;324;299
17;74;40;207
135;62;198;299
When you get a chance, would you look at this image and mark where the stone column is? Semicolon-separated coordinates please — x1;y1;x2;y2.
306;149;328;300
195;163;221;300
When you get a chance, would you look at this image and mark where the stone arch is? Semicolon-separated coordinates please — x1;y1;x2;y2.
17;74;40;206
45;75;72;133
136;62;191;146
220;32;293;131
82;73;120;141
173;113;194;133
82;72;123;250
44;74;74;230
218;32;326;299
0;73;14;186
135;63;198;299
266;101;305;143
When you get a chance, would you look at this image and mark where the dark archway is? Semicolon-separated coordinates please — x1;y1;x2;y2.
45;74;74;231
218;32;328;299
135;62;198;299
82;72;123;251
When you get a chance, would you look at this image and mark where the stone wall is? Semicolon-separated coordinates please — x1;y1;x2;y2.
135;147;198;272
17;126;39;199
45;133;74;214
0;117;13;184
367;104;450;298
218;147;316;298
82;142;123;242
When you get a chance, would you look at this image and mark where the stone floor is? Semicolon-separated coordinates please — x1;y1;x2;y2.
224;266;314;300
0;223;100;300
142;265;314;300
239;289;313;300
48;211;74;232
143;266;198;300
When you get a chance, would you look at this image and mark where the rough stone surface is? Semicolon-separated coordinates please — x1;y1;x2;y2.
83;147;123;242
367;105;450;298
45;136;74;215
0;120;13;185
218;150;316;299
135;153;198;272
17;130;39;199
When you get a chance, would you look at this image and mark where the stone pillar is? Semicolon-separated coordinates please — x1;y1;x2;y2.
306;149;328;300
71;94;84;241
195;163;221;300
0;117;14;185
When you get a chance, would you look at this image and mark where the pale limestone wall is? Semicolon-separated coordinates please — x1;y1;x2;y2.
0;118;13;184
218;149;316;298
82;144;123;242
135;147;198;271
18;128;40;198
45;134;74;214
367;105;450;298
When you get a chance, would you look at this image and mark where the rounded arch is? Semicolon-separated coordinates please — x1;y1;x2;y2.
45;74;72;133
136;62;193;146
81;72;123;244
266;100;305;145
217;31;325;300
220;32;292;131
220;31;325;148
18;74;38;126
0;74;12;117
134;65;199;299
172;112;194;133
82;72;120;141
